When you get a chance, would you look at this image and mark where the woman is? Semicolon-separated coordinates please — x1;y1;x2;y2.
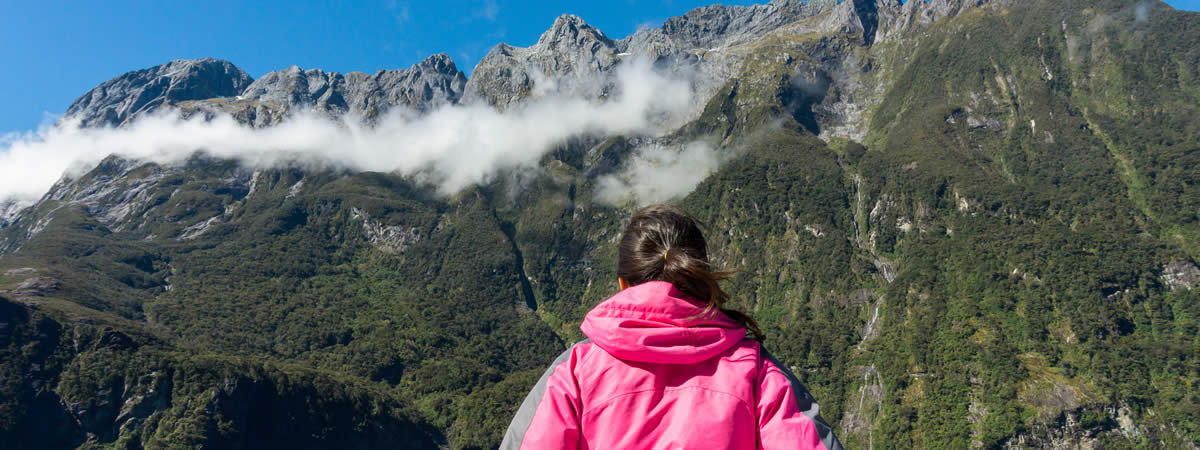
501;204;842;449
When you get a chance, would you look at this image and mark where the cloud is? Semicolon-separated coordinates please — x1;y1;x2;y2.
0;59;694;207
458;0;499;25
0;132;21;149
595;141;723;205
477;0;499;22
632;19;662;33
384;0;411;25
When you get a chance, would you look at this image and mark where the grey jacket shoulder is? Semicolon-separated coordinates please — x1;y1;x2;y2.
499;340;590;450
762;348;844;450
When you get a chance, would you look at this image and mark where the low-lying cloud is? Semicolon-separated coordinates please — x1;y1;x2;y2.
0;59;694;208
596;141;723;205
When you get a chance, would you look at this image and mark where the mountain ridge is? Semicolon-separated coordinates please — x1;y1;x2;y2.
57;0;1011;130
64;57;253;128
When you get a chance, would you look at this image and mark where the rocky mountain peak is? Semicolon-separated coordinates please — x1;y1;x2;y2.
411;52;460;75
537;14;616;50
174;53;466;126
874;0;1007;43
64;57;253;128
58;53;468;130
463;14;621;108
55;1;1008;127
647;0;835;50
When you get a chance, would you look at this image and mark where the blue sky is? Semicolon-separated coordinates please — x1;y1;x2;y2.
2;0;1198;136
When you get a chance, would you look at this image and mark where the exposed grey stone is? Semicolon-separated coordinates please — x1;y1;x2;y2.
350;207;423;254
462;1;856;111
4;268;36;277
64;58;253;128
463;14;621;109
53;0;1008;131
622;0;837;53
967;116;1004;130
0;154;261;253
0;0;1019;249
13;276;59;298
245;54;464;117
52;0;1005;134
839;364;885;445
457;0;999;140
0;199;23;229
1162;261;1200;291
875;0;1008;43
187;53;467;127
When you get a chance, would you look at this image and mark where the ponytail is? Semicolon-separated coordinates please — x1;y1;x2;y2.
618;204;764;341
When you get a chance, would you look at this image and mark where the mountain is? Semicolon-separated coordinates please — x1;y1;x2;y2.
194;53;467;126
2;0;1199;448
64;57;254;128
61;53;467;129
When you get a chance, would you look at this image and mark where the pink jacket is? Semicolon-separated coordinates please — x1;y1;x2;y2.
501;281;841;449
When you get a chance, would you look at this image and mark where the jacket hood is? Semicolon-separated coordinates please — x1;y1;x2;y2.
580;281;746;364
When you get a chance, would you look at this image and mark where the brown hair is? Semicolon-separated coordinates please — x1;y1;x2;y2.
617;203;763;340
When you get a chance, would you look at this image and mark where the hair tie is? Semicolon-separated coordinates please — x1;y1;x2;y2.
662;249;669;261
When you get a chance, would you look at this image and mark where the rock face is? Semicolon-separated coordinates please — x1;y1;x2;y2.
179;53;466;127
64;58;253;128
874;0;1008;43
625;0;836;53
458;0;1003;137
0;200;20;229
1161;261;1200;291
351;207;424;254
54;0;1005;129
233;53;467;123
463;1;844;109
11;276;60;299
463;14;621;108
0;154;260;255
63;54;466;129
6;0;1022;256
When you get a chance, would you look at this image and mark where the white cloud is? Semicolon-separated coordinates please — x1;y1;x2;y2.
0;59;694;207
477;0;499;22
1135;1;1150;23
595;141;723;205
384;0;411;25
